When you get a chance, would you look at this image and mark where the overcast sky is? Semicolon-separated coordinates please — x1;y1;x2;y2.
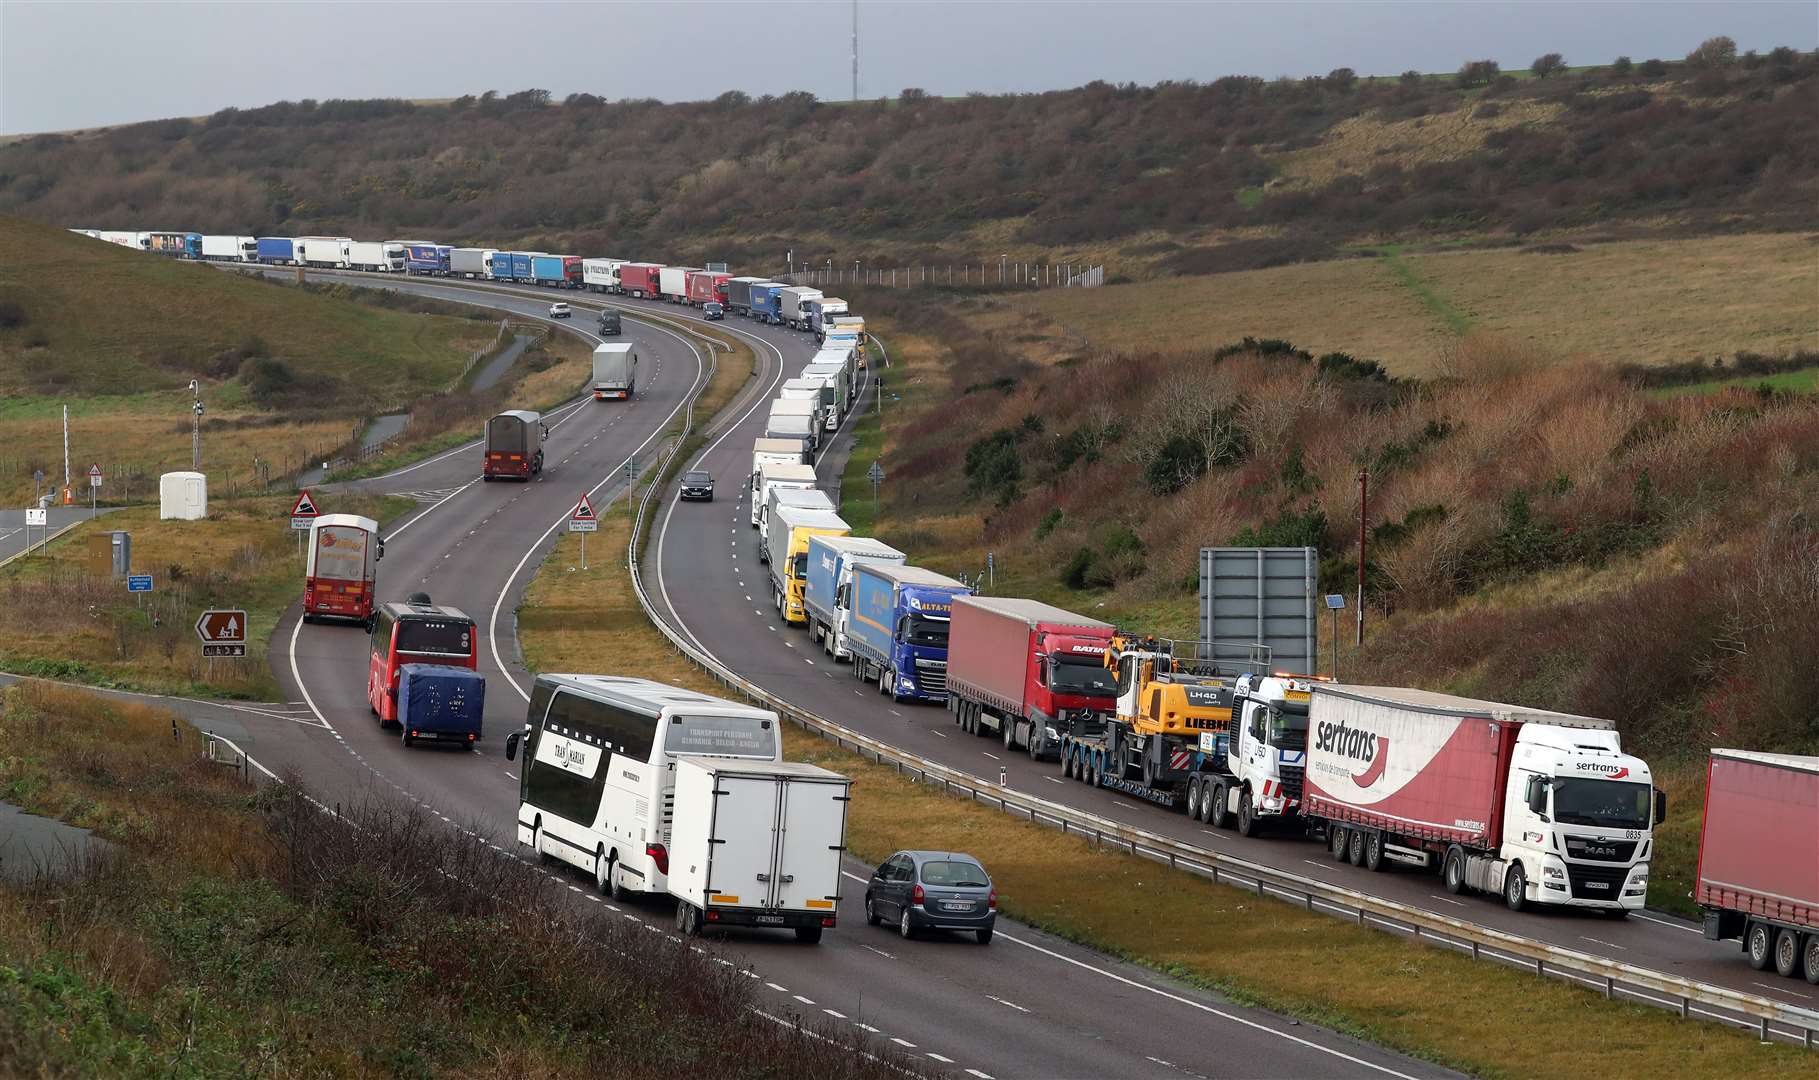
3;1;1813;134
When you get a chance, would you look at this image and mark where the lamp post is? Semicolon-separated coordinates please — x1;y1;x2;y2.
1356;467;1368;646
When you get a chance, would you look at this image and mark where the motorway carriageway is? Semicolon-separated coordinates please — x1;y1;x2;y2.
178;272;1447;1080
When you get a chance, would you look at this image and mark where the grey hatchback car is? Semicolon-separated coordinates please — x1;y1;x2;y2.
865;850;996;943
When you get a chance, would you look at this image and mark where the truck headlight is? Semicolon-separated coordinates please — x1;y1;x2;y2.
1044;726;1059;740
1262;795;1284;811
899;679;914;691
1543;865;1565;880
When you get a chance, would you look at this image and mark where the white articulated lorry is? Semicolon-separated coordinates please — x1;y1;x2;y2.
769;398;821;452
667;756;851;943
750;439;809;517
752;461;819;530
1209;680;1663;913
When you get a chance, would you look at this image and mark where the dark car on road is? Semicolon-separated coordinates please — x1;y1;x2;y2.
702;301;725;321
679;470;714;501
865;850;995;943
598;308;622;335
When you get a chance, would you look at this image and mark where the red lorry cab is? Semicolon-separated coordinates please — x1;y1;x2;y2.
946;596;1118;759
687;271;731;307
366;597;477;725
303;514;382;626
620;262;663;299
562;255;583;287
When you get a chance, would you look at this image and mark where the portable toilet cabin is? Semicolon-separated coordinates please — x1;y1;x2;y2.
159;471;208;520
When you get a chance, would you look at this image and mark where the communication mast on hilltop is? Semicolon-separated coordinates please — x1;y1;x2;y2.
851;0;859;102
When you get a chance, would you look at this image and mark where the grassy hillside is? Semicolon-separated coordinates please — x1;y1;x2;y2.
838;280;1819;771
990;233;1818;373
0;215;504;504
0;49;1812;270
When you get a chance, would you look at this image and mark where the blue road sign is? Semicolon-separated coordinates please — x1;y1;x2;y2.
127;575;154;593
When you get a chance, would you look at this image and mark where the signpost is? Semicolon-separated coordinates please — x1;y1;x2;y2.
986;550;995;591
25;506;46;555
87;463;101;519
569;492;598;568
127;573;153;609
867;460;884;502
1324;593;1346;680
290;489;320;531
195;609;248;658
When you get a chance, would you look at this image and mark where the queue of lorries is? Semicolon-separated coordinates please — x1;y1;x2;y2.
67;228;870;343
184;223;1813;977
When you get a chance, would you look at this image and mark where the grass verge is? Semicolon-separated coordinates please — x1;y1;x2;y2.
513;483;1805;1080
0;680;907;1078
1374;246;1473;336
0;491;411;699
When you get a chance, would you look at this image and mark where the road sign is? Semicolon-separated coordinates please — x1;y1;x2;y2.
290;489;320;531
569;492;598;532
195;609;248;657
25;508;47;526
126;574;154;593
87;464;102;488
867;461;885;484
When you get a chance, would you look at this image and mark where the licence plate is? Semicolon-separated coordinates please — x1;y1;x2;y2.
940;901;972;912
754;915;785;924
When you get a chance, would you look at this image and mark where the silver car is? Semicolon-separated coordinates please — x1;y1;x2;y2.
864;850;996;944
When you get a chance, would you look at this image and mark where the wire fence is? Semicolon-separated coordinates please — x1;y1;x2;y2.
779;263;1104;289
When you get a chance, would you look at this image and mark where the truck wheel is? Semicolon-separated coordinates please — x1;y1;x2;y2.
1237;790;1258;837
1209;783;1232;830
1804;937;1819;985
1364;831;1385;872
1348;827;1368;866
1443;846;1467;893
794;926;824;944
677;901;701;937
1775;928;1803;979
1003;717;1016;751
1330;825;1350;860
1747;922;1774;970
1503;862;1528;912
1185;778;1203;820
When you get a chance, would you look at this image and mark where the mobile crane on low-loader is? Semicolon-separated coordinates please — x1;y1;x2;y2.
1056;636;1262;807
1210;681;1665;914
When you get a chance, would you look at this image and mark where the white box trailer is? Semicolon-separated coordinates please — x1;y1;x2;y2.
347;240;393;272
752;439;809;517
200;234;256;262
591;343;637;400
668;756;851;942
582;258;624;292
777;286;823;331
761;484;835;555
780;377;827;429
295;236;351;268
753;460;818;528
450;247;495;279
658;266;698;303
769;398;821;450
800;365;849;427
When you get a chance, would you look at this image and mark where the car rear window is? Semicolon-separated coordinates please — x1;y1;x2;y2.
919;860;989;887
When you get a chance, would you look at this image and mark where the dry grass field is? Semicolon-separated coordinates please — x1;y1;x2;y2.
1003;233;1819;374
1268;98;1568;189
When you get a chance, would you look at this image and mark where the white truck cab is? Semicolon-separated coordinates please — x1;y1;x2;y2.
1498;724;1656;911
1219;673;1314;832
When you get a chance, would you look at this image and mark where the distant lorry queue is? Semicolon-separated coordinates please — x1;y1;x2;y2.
65;229;868;343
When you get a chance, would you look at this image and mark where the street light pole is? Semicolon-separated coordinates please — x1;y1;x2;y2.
1356;467;1368;646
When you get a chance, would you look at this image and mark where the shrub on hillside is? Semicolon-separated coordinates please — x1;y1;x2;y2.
1531;53;1568;79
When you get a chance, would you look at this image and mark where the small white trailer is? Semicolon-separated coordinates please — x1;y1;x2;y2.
667;756;851;942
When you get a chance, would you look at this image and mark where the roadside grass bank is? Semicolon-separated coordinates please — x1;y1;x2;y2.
0;216;499;507
0;491;410;700
0;681;908;1079
322;326;596;484
512;499;1803;1080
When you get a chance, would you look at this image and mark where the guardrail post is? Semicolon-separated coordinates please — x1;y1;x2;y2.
1759;1016;1769;1042
1534;958;1544;977
1472;941;1480;961
1604;976;1614;1000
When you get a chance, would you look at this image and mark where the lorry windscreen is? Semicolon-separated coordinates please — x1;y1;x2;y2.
904;615;949;648
1553;778;1651;831
1268;707;1308;748
663;714;777;758
396;618;473;657
1050;659;1118;696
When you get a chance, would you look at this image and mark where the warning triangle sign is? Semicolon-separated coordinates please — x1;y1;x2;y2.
291;490;320;517
571;493;597;521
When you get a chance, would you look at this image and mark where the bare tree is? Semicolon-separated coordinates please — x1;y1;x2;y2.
1686;36;1738;68
1530;53;1567;79
1456;59;1502;87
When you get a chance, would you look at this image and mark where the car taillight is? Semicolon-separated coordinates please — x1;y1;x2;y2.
912;884;924;905
646;843;669;875
988;888;997;910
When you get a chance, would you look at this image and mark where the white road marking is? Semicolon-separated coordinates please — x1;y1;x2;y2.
965;1071;995;1079
1428;894;1467;907
931;730;946;738
982;752;1000;760
823;1008;847;1019
1754;982;1813;1000
1629;911;1701;934
1044;776;1064;784
765;982;788;993
926;1053;954;1064
793;994;816;1006
986;995;1030;1013
995;930;1428;1079
1580;936;1627;951
890;1038;916;1048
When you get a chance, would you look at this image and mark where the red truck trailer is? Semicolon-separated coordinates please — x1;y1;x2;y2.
687;270;730;307
619;262;663;299
945;596;1118;760
1697;749;1819;981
